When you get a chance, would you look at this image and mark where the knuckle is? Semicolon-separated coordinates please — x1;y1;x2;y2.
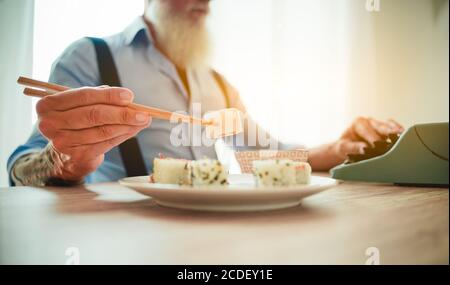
105;88;114;104
98;125;113;139
88;106;101;125
121;109;131;124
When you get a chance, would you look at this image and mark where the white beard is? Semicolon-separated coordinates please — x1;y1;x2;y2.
146;0;212;69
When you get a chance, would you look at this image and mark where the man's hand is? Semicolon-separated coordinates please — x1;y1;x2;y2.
309;117;404;171
36;87;152;181
334;117;404;159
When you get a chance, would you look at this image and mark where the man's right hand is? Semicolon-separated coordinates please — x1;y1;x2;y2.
36;87;152;182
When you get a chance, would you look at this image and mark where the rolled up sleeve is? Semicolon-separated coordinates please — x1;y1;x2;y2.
7;38;100;186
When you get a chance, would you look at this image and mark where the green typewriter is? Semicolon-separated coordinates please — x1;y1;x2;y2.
330;122;449;187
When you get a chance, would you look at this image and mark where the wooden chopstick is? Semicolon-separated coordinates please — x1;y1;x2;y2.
18;76;68;94
23;87;50;98
18;76;211;126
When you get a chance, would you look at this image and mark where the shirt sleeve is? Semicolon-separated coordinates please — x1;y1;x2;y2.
7;38;100;186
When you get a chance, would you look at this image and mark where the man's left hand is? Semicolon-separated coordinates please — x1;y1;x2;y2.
335;117;404;160
308;117;404;171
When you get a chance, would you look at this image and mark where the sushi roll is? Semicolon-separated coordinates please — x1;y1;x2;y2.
152;157;229;187
190;159;228;186
153;158;191;185
293;161;312;184
252;160;296;187
252;159;312;187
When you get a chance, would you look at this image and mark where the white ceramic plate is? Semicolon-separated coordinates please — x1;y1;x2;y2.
119;174;338;212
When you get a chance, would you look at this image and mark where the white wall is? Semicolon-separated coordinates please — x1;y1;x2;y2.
210;0;351;146
0;0;35;187
345;0;449;128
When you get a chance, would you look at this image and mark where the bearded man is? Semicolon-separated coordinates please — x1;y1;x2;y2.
8;0;403;186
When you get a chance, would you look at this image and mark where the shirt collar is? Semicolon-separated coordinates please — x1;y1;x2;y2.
123;16;154;46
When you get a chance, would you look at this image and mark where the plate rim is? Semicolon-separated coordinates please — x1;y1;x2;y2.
119;175;338;195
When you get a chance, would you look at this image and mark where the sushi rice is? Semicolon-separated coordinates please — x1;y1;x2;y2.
252;159;311;187
153;158;228;186
190;159;228;186
153;158;191;185
153;157;309;188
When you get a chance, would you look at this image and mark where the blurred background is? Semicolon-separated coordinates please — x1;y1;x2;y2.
0;0;448;186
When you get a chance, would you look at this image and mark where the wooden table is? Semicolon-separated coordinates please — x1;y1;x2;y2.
0;176;448;265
